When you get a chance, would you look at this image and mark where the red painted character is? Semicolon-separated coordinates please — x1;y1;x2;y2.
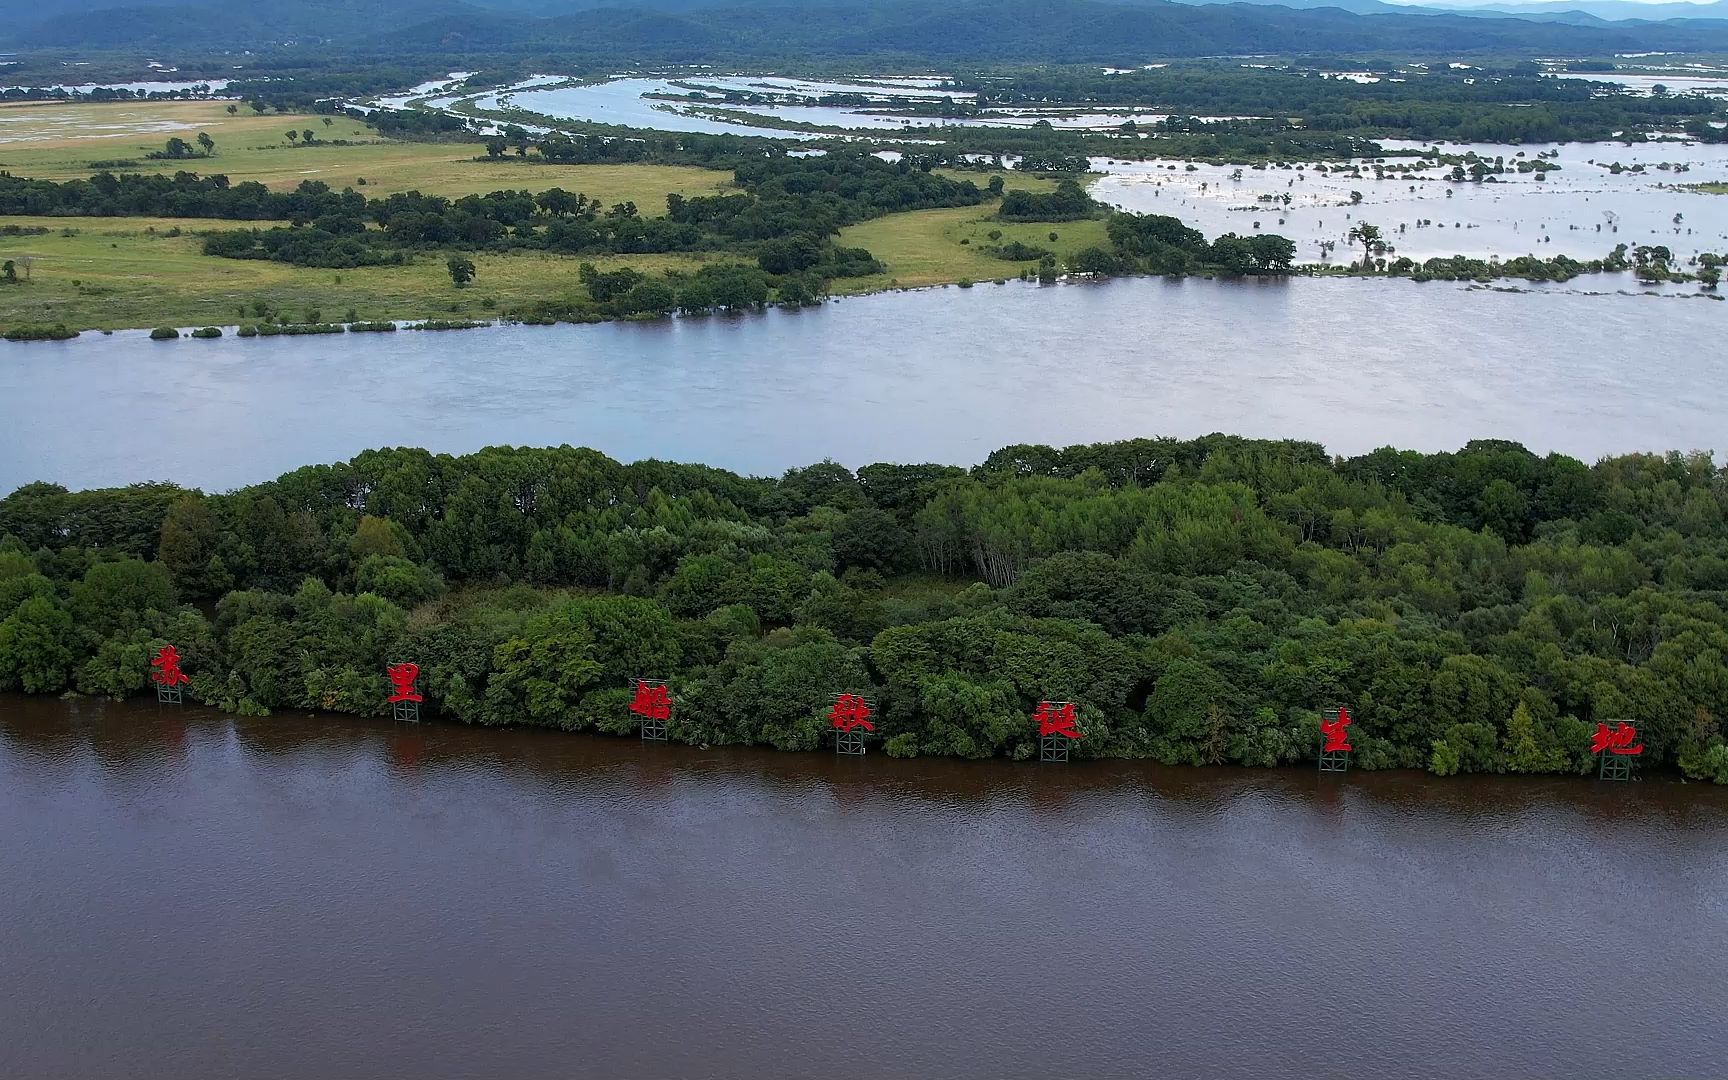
1033;700;1080;739
1321;706;1353;753
149;644;189;687
629;680;672;721
386;662;423;704
1590;721;1643;757
828;693;874;733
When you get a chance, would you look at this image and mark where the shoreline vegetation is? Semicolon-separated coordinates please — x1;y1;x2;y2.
5;434;1728;785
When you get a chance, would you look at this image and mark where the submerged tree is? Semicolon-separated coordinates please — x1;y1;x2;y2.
1346;222;1383;270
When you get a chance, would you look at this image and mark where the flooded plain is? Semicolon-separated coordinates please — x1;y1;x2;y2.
1093;139;1728;263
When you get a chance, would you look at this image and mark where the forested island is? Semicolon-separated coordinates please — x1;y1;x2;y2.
3;435;1727;784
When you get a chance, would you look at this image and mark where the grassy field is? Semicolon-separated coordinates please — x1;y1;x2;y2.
0;216;717;330
833;169;1110;292
837;203;1108;292
0;99;1097;329
0;191;1094;330
0;100;733;205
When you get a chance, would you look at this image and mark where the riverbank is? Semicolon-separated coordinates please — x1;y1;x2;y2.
6;427;1728;785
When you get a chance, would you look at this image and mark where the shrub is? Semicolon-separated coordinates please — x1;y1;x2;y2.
191;327;222;339
3;323;78;342
149;327;179;340
405;320;487;331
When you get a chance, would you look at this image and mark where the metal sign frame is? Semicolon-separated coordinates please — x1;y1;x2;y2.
1036;700;1077;763
829;691;876;756
632;677;671;741
1596;718;1639;781
1319;705;1351;773
388;662;421;724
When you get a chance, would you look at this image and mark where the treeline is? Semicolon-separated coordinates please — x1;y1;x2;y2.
0;170;364;220
909;118;1386;167
0;86;219;102
198;151;976;271
959;67;1728;144
513;128;797;168
1073;213;1296;276
990;181;1297;276
999;179;1097;222
5;434;1727;783
0;153;978;279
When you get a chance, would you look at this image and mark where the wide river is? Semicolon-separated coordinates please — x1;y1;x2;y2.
1;696;1724;1079
1;276;1723;494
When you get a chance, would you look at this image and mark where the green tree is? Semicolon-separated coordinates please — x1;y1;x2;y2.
1346;222;1382;269
69;559;175;638
446;256;477;288
158;495;226;598
0;595;77;693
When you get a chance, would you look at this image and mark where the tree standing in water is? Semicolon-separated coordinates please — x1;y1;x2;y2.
1347;222;1382;270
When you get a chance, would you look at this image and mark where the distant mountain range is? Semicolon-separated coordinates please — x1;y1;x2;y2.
7;0;1728;58
1168;0;1728;26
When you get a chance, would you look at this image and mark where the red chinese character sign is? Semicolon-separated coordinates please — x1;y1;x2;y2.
387;662;421;722
829;693;874;755
1592;720;1641;781
1034;700;1078;762
150;644;189;704
631;679;672;741
1319;706;1352;773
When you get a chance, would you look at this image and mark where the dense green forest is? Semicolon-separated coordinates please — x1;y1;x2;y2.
3;435;1727;784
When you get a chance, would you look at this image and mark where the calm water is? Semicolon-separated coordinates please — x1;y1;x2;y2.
1096;140;1728;263
1;276;1723;494
1;695;1724;1079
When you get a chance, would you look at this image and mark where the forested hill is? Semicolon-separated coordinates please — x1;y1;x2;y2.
10;0;1728;57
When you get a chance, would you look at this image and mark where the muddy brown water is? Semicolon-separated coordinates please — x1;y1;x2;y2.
1;694;1724;1079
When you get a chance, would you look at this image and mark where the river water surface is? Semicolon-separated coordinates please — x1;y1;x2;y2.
0;696;1724;1079
2;277;1723;494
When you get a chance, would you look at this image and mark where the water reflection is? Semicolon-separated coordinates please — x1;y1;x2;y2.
2;694;1726;1080
9;696;1728;823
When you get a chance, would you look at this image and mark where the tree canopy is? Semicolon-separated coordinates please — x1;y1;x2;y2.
5;434;1728;782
